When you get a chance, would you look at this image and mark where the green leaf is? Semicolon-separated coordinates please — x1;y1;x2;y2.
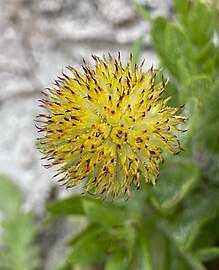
191;198;219;250
178;75;212;104
148;159;199;212
174;0;190;24
181;97;199;145
0;175;23;215
138;228;152;270
1;214;40;270
104;252;125;270
151;17;168;58
0;176;40;270
196;43;215;69
187;1;214;46
82;199;122;227
47;195;97;216
67;225;107;264
198;76;219;151
177;57;196;82
164;23;195;79
195;247;219;263
179;249;207;270
171;188;219;249
161;225;207;270
135;3;152;22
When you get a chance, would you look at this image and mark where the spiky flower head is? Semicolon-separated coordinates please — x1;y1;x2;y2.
36;54;186;197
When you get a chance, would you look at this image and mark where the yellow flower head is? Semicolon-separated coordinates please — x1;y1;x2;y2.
36;54;186;197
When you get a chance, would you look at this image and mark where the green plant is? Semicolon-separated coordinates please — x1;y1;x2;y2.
45;0;219;269
0;176;40;270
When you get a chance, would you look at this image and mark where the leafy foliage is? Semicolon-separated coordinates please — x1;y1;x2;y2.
1;1;218;269
45;0;219;269
0;176;40;270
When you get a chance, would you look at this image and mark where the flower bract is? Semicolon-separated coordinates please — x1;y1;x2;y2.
36;54;186;197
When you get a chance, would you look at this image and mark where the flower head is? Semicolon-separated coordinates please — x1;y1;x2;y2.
36;54;186;197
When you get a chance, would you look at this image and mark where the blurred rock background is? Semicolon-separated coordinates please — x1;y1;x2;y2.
0;0;172;267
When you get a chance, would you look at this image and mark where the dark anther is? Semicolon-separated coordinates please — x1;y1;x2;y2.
95;132;101;137
103;166;109;172
129;116;136;122
92;177;97;183
71;115;79;121
136;137;143;143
